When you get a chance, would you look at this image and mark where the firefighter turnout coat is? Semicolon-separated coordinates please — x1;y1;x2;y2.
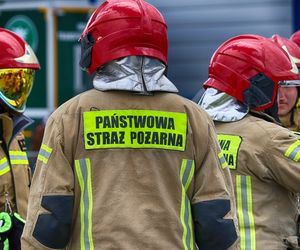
0;112;31;219
21;88;239;250
215;112;300;250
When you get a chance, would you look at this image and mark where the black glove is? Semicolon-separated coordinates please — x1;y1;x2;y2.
0;212;25;250
0;212;12;250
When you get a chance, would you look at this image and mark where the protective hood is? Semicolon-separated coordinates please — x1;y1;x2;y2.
198;87;249;122
93;56;178;94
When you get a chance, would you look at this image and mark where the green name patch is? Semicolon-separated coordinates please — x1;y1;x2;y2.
217;134;242;170
83;110;187;151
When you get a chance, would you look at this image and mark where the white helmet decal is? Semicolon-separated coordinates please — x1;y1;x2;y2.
282;45;299;74
14;44;39;65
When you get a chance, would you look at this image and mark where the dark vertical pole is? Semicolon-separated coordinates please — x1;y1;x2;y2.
293;0;300;32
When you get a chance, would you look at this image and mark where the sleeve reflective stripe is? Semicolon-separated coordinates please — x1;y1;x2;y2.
75;158;94;250
284;140;300;161
9;151;29;165
37;144;53;164
218;152;228;169
180;159;195;250
236;175;256;250
0;157;10;176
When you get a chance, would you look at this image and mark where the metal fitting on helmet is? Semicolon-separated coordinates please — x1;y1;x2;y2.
203;34;300;111
79;0;168;74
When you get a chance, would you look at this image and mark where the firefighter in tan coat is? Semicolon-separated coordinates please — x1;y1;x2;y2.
271;34;300;132
199;34;300;249
21;0;238;249
0;28;40;249
288;31;300;133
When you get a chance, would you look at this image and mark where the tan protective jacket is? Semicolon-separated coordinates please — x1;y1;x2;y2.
215;112;300;250
22;89;238;250
0;113;31;219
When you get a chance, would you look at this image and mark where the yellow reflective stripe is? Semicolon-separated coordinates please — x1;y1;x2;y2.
0;157;10;176
9;151;29;165
83;110;187;151
37;144;53;164
9;151;27;156
75;158;94;250
236;175;256;250
296;97;300;108
218;152;228;169
187;201;194;250
179;159;195;250
284;140;300;161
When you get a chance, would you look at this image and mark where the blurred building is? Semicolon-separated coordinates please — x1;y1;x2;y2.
147;0;294;100
0;0;295;100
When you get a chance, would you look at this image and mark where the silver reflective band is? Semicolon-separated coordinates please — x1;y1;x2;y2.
279;80;300;86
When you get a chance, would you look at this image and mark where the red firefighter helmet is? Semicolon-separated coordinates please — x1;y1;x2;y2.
79;0;168;74
0;28;40;113
203;34;300;111
290;30;300;48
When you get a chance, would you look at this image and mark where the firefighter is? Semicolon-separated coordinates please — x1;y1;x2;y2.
271;34;300;132
198;34;300;249
0;28;40;250
21;0;238;249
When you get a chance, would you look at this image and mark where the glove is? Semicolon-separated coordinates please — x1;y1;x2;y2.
8;213;25;250
0;212;25;250
0;212;12;250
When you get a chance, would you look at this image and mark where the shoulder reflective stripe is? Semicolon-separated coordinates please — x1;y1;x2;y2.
179;159;195;250
0;157;10;176
218;152;228;169
9;151;29;165
217;134;242;170
37;144;53;164
75;158;94;250
83;110;187;151
284;140;300;161
236;175;256;250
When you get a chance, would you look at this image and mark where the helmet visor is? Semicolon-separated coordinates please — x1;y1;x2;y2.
279;79;300;87
0;68;35;112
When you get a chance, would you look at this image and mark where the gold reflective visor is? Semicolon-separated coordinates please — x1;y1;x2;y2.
0;68;35;112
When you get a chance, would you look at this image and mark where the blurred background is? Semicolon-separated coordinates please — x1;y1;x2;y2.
0;0;298;164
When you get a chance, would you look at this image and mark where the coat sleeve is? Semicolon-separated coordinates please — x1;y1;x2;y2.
264;127;300;192
21;115;75;250
190;112;239;250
